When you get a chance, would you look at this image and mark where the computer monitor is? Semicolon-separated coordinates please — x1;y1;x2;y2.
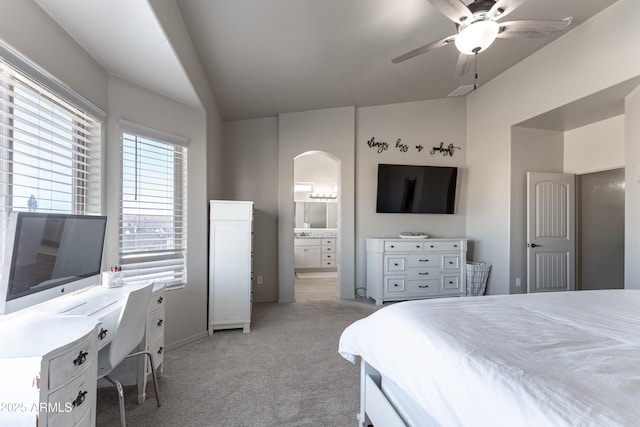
0;212;107;314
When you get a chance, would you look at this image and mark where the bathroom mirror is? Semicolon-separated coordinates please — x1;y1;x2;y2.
294;202;337;229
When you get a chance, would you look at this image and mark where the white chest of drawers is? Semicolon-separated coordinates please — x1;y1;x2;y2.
0;313;98;427
366;238;467;305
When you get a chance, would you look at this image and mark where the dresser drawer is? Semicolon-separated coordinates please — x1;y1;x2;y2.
407;254;438;268
384;241;424;252
441;254;461;270
441;275;461;290
321;260;336;267
384;278;406;294
406;267;439;280
321;238;336;246
406;280;440;294
322;252;335;261
48;337;93;391
47;365;94;426
424;241;464;251
321;245;335;253
385;257;406;272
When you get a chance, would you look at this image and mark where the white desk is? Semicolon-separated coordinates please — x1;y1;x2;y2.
0;281;166;426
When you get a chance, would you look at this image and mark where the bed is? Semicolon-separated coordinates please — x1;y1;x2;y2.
338;290;640;427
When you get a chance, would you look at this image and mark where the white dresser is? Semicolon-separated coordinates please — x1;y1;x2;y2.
366;238;467;305
0;313;98;427
209;200;254;334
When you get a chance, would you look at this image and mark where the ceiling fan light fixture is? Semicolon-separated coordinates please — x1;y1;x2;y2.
455;20;499;55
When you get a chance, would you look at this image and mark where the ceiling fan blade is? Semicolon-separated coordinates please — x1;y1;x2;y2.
454;53;474;77
391;35;456;63
428;0;472;24
497;18;573;38
487;0;528;20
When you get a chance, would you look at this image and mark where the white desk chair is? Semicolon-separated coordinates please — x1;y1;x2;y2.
97;281;161;426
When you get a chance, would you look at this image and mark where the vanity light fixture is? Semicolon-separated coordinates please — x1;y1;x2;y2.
309;193;338;200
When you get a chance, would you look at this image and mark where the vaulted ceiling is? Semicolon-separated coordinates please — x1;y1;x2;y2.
35;0;618;121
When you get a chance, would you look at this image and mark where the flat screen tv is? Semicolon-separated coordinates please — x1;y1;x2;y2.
0;212;107;314
376;164;458;214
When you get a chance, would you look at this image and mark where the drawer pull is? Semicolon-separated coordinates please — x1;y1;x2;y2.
419;285;429;288
390;245;395;248
394;263;399;266
429;244;435;248
449;261;454;265
419;259;429;262
98;328;108;340
157;319;164;327
393;283;399;287
415;245;420;248
73;351;88;367
158;346;164;355
157;296;164;304
72;390;88;407
419;272;429;275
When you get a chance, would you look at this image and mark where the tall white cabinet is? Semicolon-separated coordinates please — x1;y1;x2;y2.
208;200;254;335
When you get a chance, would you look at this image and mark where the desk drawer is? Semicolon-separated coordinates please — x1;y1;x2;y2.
149;290;166;314
148;334;165;369
147;308;165;343
96;311;119;349
48;363;94;426
48;336;93;391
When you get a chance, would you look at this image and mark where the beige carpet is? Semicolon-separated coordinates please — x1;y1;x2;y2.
96;291;379;426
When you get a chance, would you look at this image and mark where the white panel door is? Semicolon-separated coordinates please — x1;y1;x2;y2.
526;172;575;293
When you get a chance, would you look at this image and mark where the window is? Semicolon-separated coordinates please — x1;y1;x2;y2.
0;43;103;284
119;120;188;289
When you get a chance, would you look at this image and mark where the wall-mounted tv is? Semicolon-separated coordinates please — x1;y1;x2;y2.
0;212;107;314
376;164;458;214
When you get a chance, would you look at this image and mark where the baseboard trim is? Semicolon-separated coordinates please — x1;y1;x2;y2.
165;331;208;352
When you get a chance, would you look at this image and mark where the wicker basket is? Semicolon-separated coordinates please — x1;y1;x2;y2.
466;262;491;296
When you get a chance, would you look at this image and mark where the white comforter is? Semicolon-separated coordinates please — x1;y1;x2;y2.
338;290;640;427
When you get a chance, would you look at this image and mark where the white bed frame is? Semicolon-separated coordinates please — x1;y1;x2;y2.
358;360;407;427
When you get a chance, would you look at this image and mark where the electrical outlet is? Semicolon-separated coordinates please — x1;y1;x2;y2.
257;275;263;285
515;277;521;287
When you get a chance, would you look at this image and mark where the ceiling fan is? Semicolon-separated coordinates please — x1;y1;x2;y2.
392;0;573;77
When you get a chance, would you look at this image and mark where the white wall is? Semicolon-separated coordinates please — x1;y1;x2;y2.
222;117;279;302
0;0;108;112
105;76;209;349
279;107;355;301
467;0;640;294
564;116;625;174
355;98;466;290
625;86;640;289
509;127;564;294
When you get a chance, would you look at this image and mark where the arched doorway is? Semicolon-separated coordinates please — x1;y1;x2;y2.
293;151;340;300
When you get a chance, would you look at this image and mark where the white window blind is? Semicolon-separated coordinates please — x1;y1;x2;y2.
119;123;188;289
0;48;103;285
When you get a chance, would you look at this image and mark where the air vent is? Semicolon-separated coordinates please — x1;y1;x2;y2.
448;85;475;97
